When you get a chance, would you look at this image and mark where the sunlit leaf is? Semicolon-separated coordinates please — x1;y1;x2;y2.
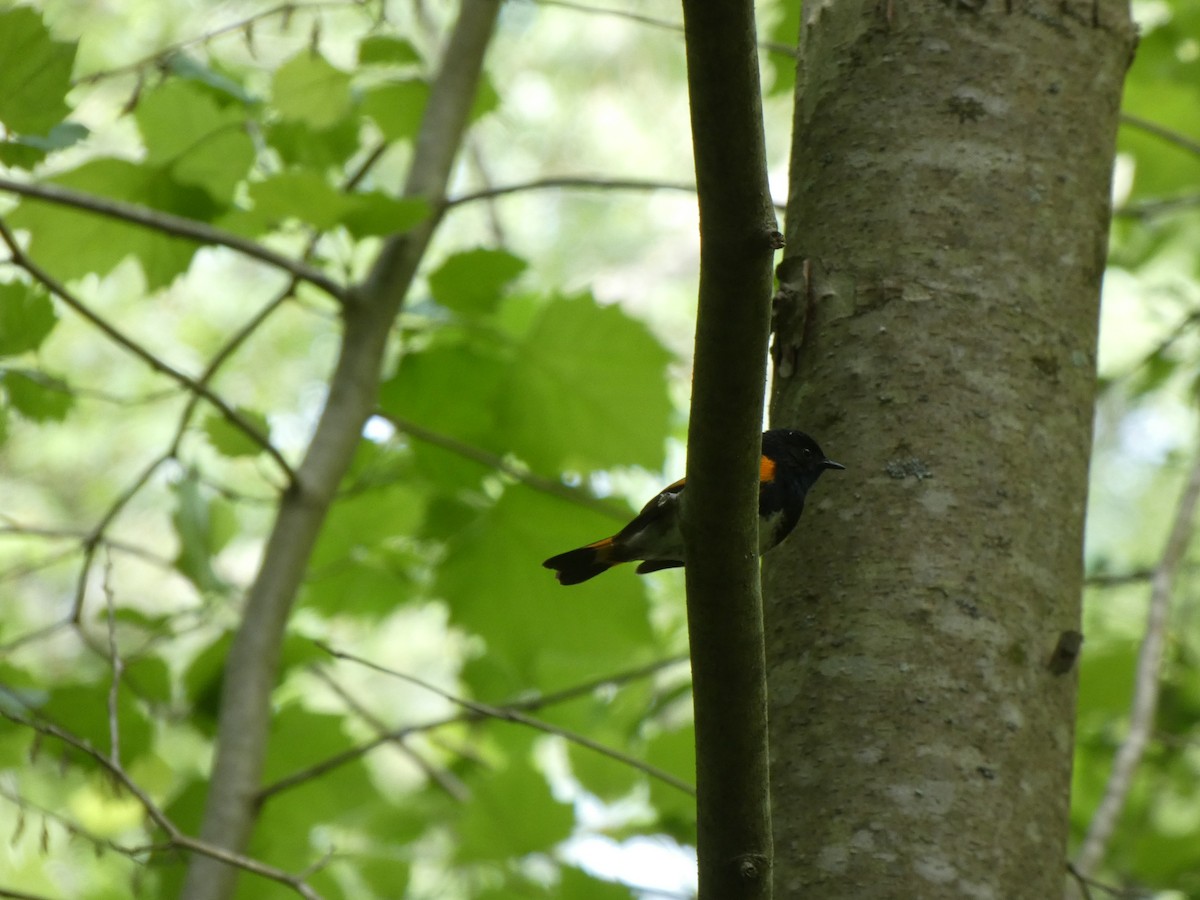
500;294;674;473
8;159;219;288
359;35;422;66
1;369;73;421
429;248;527;316
0;7;75;134
456;762;574;862
136;79;254;201
361;79;429;142
0;283;57;356
437;485;656;694
271;51;353;129
202;407;271;458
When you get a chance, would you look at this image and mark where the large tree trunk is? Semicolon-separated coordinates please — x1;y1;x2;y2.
764;2;1135;897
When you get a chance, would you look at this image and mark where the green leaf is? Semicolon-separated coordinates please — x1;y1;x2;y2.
246;173;428;237
171;471;236;594
568;733;642;802
271;51;353;129
763;0;801;97
559;866;637;900
265;118;360;170
645;724;696;844
379;341;509;488
123;655;172;706
202;407;271;458
361;79;429;142
183;631;230;731
471;72;501;122
500;294;673;473
0;121;88;170
8;159;220;288
249;170;347;230
359;35;422;66
136;80;255;200
41;683;153;765
242;706;380;897
456;762;574;862
306;480;428;617
340;193;428;237
0;283;58;356
166;55;256;105
429;248;528;316
0;7;76;135
437;485;655;694
2;369;73;422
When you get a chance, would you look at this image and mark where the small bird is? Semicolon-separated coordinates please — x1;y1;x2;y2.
543;429;843;585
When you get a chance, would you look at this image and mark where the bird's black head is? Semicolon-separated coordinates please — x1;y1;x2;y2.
763;429;845;485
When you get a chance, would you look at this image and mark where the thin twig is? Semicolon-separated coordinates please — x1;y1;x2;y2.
1120;113;1200;158
74;0;367;86
0;887;62;900
1113;193;1200;220
383;413;628;520
0;523;174;569
0;218;293;481
0;710;325;900
0;177;347;303
445;175;697;209
1073;438;1200;877
309;664;471;802
70;452;173;623
1067;863;1096;900
527;0;797;57
316;642;696;796
103;551;124;766
258;651;689;801
0;785;152;862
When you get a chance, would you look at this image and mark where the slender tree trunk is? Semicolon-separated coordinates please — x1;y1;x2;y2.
178;4;499;898
679;0;778;896
764;2;1135;897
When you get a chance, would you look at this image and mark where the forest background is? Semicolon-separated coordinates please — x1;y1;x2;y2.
1;0;1199;898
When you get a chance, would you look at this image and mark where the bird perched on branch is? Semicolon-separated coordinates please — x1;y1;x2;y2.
543;429;843;585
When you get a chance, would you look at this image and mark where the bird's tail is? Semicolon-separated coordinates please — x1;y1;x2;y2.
543;537;619;585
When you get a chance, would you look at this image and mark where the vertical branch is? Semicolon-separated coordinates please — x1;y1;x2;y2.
678;0;778;898
178;4;501;899
1072;438;1200;882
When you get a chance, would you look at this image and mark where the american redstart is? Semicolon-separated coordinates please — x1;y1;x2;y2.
543;429;843;585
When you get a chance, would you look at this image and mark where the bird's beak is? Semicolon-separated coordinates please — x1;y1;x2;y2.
823;459;845;470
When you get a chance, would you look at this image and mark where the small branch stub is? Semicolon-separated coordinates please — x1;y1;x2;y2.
1048;630;1084;675
736;852;770;882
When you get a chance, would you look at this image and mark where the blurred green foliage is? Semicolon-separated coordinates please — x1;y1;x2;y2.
0;0;1197;898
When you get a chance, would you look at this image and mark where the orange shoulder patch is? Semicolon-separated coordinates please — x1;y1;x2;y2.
760;454;776;483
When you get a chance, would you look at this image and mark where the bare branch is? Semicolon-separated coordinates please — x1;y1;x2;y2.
0;176;347;303
1113;193;1200;220
103;552;124;765
383;413;628;520
316;642;696;796
0;218;294;481
1120;113;1200;158
258;652;689;802
1073;436;1200;878
310;664;471;802
181;4;503;896
0;710;325;900
445;175;699;208
0;886;63;900
527;0;797;58
74;0;370;86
